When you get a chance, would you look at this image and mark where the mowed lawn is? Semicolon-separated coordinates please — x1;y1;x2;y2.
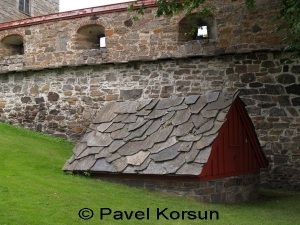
0;123;300;225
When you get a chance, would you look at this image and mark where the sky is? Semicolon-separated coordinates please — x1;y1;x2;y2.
59;0;132;12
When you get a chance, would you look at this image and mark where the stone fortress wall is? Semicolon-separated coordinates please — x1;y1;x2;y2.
0;0;299;190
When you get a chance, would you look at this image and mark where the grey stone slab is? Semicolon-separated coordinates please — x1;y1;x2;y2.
151;142;181;162
62;158;79;171
185;95;200;105
144;109;168;119
185;143;200;163
95;147;112;159
77;146;103;159
107;140;126;153
194;146;211;164
206;92;220;103
136;99;152;110
124;120;153;142
88;124;98;130
111;125;130;139
105;123;125;133
178;134;202;142
93;103;118;123
149;136;177;154
127;151;150;166
176;163;203;175
205;92;235;111
112;157;128;172
195;118;215;135
123;165;135;173
67;155;76;164
172;108;191;126
160;111;175;123
128;117;147;131
136;109;151;116
132;134;148;141
62;159;78;171
97;122;113;132
113;114;129;122
167;103;188;111
73;142;88;157
74;155;96;171
114;101;139;114
106;152;121;163
139;160;167;174
118;141;147;156
171;119;194;137
120;89;143;100
178;142;193;152
205;120;223;136
201;109;219;118
216;110;227;122
123;114;138;123
144;119;163;136
155;97;184;110
147;125;174;144
196;133;218;150
191;113;209;128
86;131;113;147
134;157;151;171
161;153;186;174
144;98;159;110
90;158;116;172
190;95;207;114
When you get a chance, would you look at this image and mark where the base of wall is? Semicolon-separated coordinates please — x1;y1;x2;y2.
95;173;260;203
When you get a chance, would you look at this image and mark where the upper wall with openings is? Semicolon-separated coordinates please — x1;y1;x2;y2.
0;0;285;72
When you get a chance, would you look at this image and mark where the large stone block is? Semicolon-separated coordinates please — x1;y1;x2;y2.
120;89;143;100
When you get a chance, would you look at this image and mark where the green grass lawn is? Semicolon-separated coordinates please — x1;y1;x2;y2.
0;122;300;225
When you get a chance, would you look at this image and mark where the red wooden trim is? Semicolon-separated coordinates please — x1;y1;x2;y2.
234;97;268;168
0;0;158;31
199;96;268;181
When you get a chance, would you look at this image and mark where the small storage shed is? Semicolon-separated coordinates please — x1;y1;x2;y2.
63;91;268;203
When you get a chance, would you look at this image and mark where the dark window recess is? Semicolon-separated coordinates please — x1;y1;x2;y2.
19;0;30;15
1;34;25;56
178;14;217;43
76;24;106;50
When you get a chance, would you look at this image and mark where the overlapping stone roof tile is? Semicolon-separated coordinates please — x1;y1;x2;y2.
63;91;238;176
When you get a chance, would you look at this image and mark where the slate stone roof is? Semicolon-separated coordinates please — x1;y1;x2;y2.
63;91;239;176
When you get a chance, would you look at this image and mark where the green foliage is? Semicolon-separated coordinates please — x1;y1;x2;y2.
275;0;300;57
129;0;256;20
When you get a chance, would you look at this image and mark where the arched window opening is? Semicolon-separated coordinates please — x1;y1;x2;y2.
1;34;24;56
178;14;216;43
76;24;106;50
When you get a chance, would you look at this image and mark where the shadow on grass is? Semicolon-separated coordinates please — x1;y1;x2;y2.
255;188;299;203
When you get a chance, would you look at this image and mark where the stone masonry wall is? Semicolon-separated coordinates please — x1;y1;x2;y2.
97;173;260;203
0;0;284;72
0;51;299;190
0;0;59;23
